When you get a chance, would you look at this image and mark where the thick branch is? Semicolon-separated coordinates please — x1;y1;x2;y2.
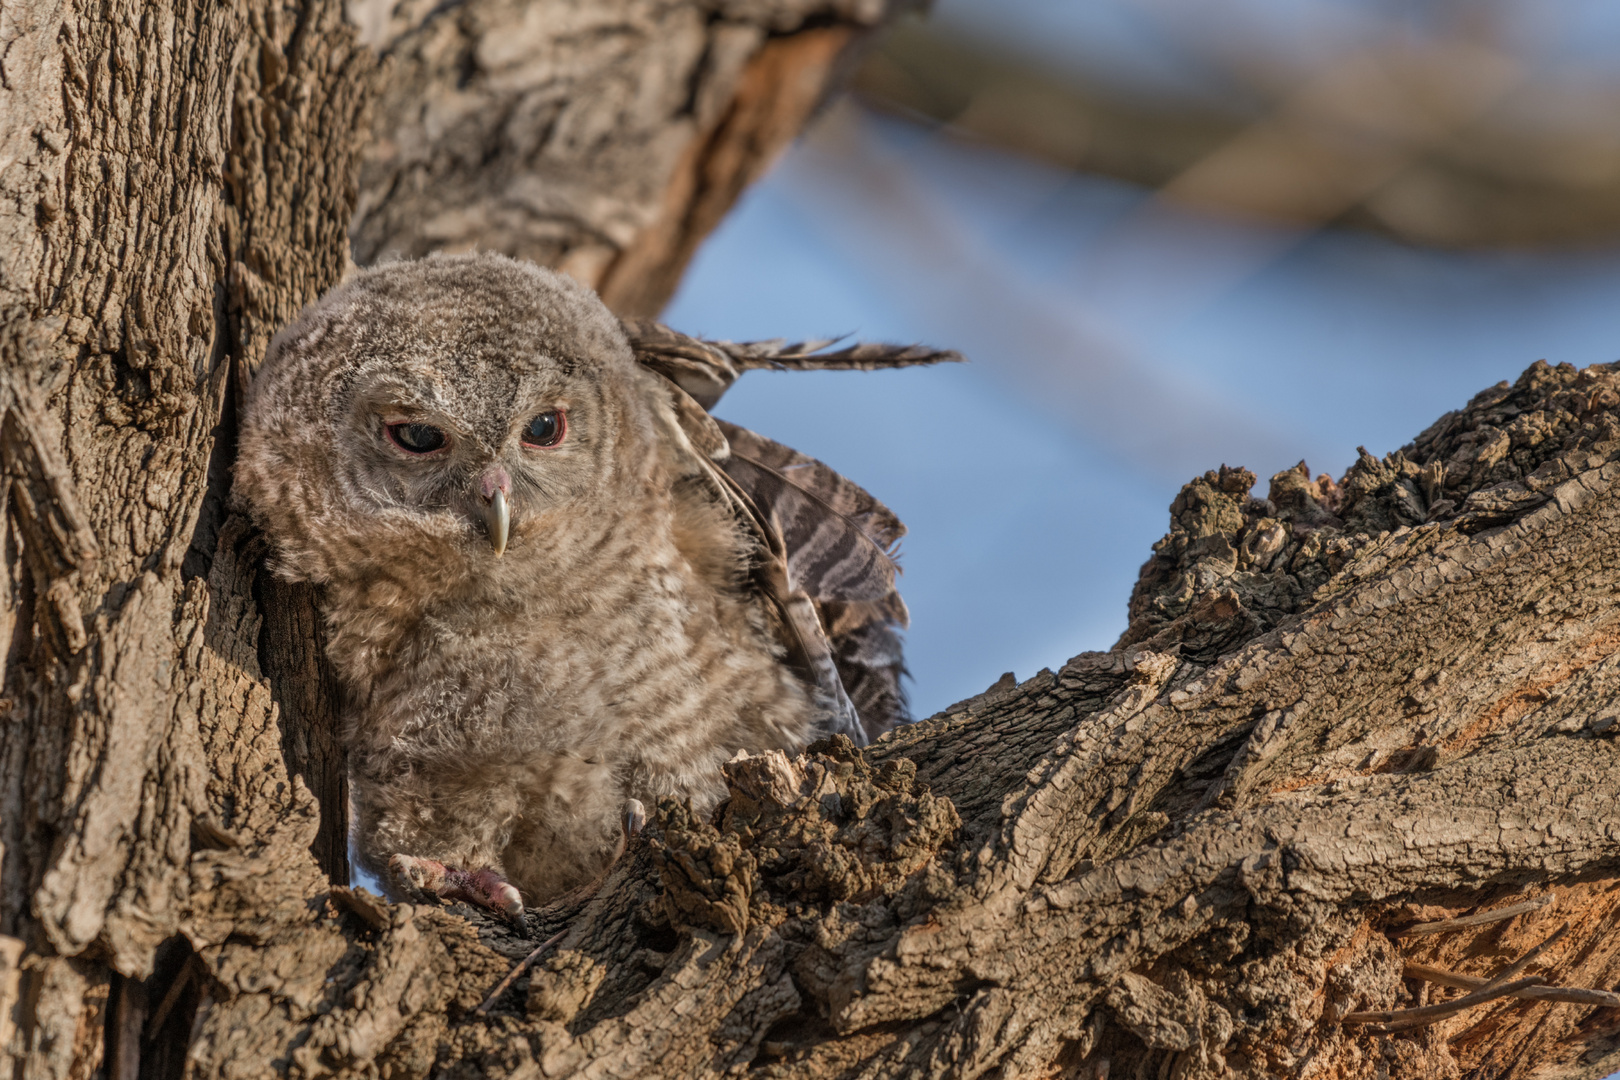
169;361;1620;1080
352;1;898;316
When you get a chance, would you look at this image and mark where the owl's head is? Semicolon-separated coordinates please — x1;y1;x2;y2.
236;254;656;592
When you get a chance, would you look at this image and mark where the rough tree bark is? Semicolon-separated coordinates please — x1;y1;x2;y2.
3;4;1620;1080
0;2;906;1077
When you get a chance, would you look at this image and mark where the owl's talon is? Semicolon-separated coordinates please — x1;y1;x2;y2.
624;798;647;838
486;877;528;933
388;854;527;932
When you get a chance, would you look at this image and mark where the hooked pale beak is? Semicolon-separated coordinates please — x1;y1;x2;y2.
476;464;512;556
479;488;509;556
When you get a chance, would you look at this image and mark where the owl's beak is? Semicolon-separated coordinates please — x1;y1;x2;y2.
479;489;509;556
475;465;511;556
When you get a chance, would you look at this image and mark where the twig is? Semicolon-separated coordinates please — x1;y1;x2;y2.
1486;922;1570;986
1395;895;1551;937
476;930;565;1015
1404;963;1620;1008
1346;923;1571;1032
1344;977;1544;1032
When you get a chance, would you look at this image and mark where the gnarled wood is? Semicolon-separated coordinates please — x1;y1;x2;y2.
4;0;1620;1078
0;1;903;1077
162;357;1620;1079
162;357;1620;1080
349;0;899;316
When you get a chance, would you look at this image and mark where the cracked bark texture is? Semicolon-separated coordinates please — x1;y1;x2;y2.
4;2;1620;1079
345;0;901;316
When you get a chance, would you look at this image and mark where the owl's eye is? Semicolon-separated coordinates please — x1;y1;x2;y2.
521;410;566;448
386;421;447;454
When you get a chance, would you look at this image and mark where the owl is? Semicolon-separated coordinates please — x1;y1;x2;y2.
234;253;955;919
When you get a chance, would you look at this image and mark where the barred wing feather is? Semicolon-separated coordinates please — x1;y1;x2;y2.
631;322;952;739
715;421;904;607
624;318;960;409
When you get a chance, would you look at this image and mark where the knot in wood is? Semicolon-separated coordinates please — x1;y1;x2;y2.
650;801;757;936
528;950;608;1024
716;738;960;907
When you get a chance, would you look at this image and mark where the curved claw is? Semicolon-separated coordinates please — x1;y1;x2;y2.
624;798;647;838
473;869;526;928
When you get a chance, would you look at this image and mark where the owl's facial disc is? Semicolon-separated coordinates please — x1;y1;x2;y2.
355;374;588;562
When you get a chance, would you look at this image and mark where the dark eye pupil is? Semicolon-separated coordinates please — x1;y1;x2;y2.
524;412;560;445
390;422;446;453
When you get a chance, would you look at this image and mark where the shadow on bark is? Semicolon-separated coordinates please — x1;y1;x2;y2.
4;1;1620;1078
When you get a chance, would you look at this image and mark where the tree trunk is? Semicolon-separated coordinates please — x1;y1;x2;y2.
3;4;1620;1080
0;2;903;1077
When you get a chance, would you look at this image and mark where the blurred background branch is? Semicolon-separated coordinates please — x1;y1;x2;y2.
854;3;1620;248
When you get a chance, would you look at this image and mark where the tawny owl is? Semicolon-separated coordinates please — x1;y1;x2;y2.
233;253;955;919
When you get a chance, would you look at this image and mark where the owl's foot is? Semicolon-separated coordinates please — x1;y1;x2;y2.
388;854;526;930
387;805;642;934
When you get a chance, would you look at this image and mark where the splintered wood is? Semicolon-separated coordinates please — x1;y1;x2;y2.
1346;907;1620;1040
1345;923;1573;1033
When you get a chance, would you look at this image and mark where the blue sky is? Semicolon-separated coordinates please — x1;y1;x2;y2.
664;103;1620;718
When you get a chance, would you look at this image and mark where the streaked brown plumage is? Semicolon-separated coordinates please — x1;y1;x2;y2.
234;253;956;912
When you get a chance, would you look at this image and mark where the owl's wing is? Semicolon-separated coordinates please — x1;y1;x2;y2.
714;420;902;604
646;367;915;742
623;318;961;410
652;396;865;744
714;420;911;739
820;596;910;741
631;321;943;739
